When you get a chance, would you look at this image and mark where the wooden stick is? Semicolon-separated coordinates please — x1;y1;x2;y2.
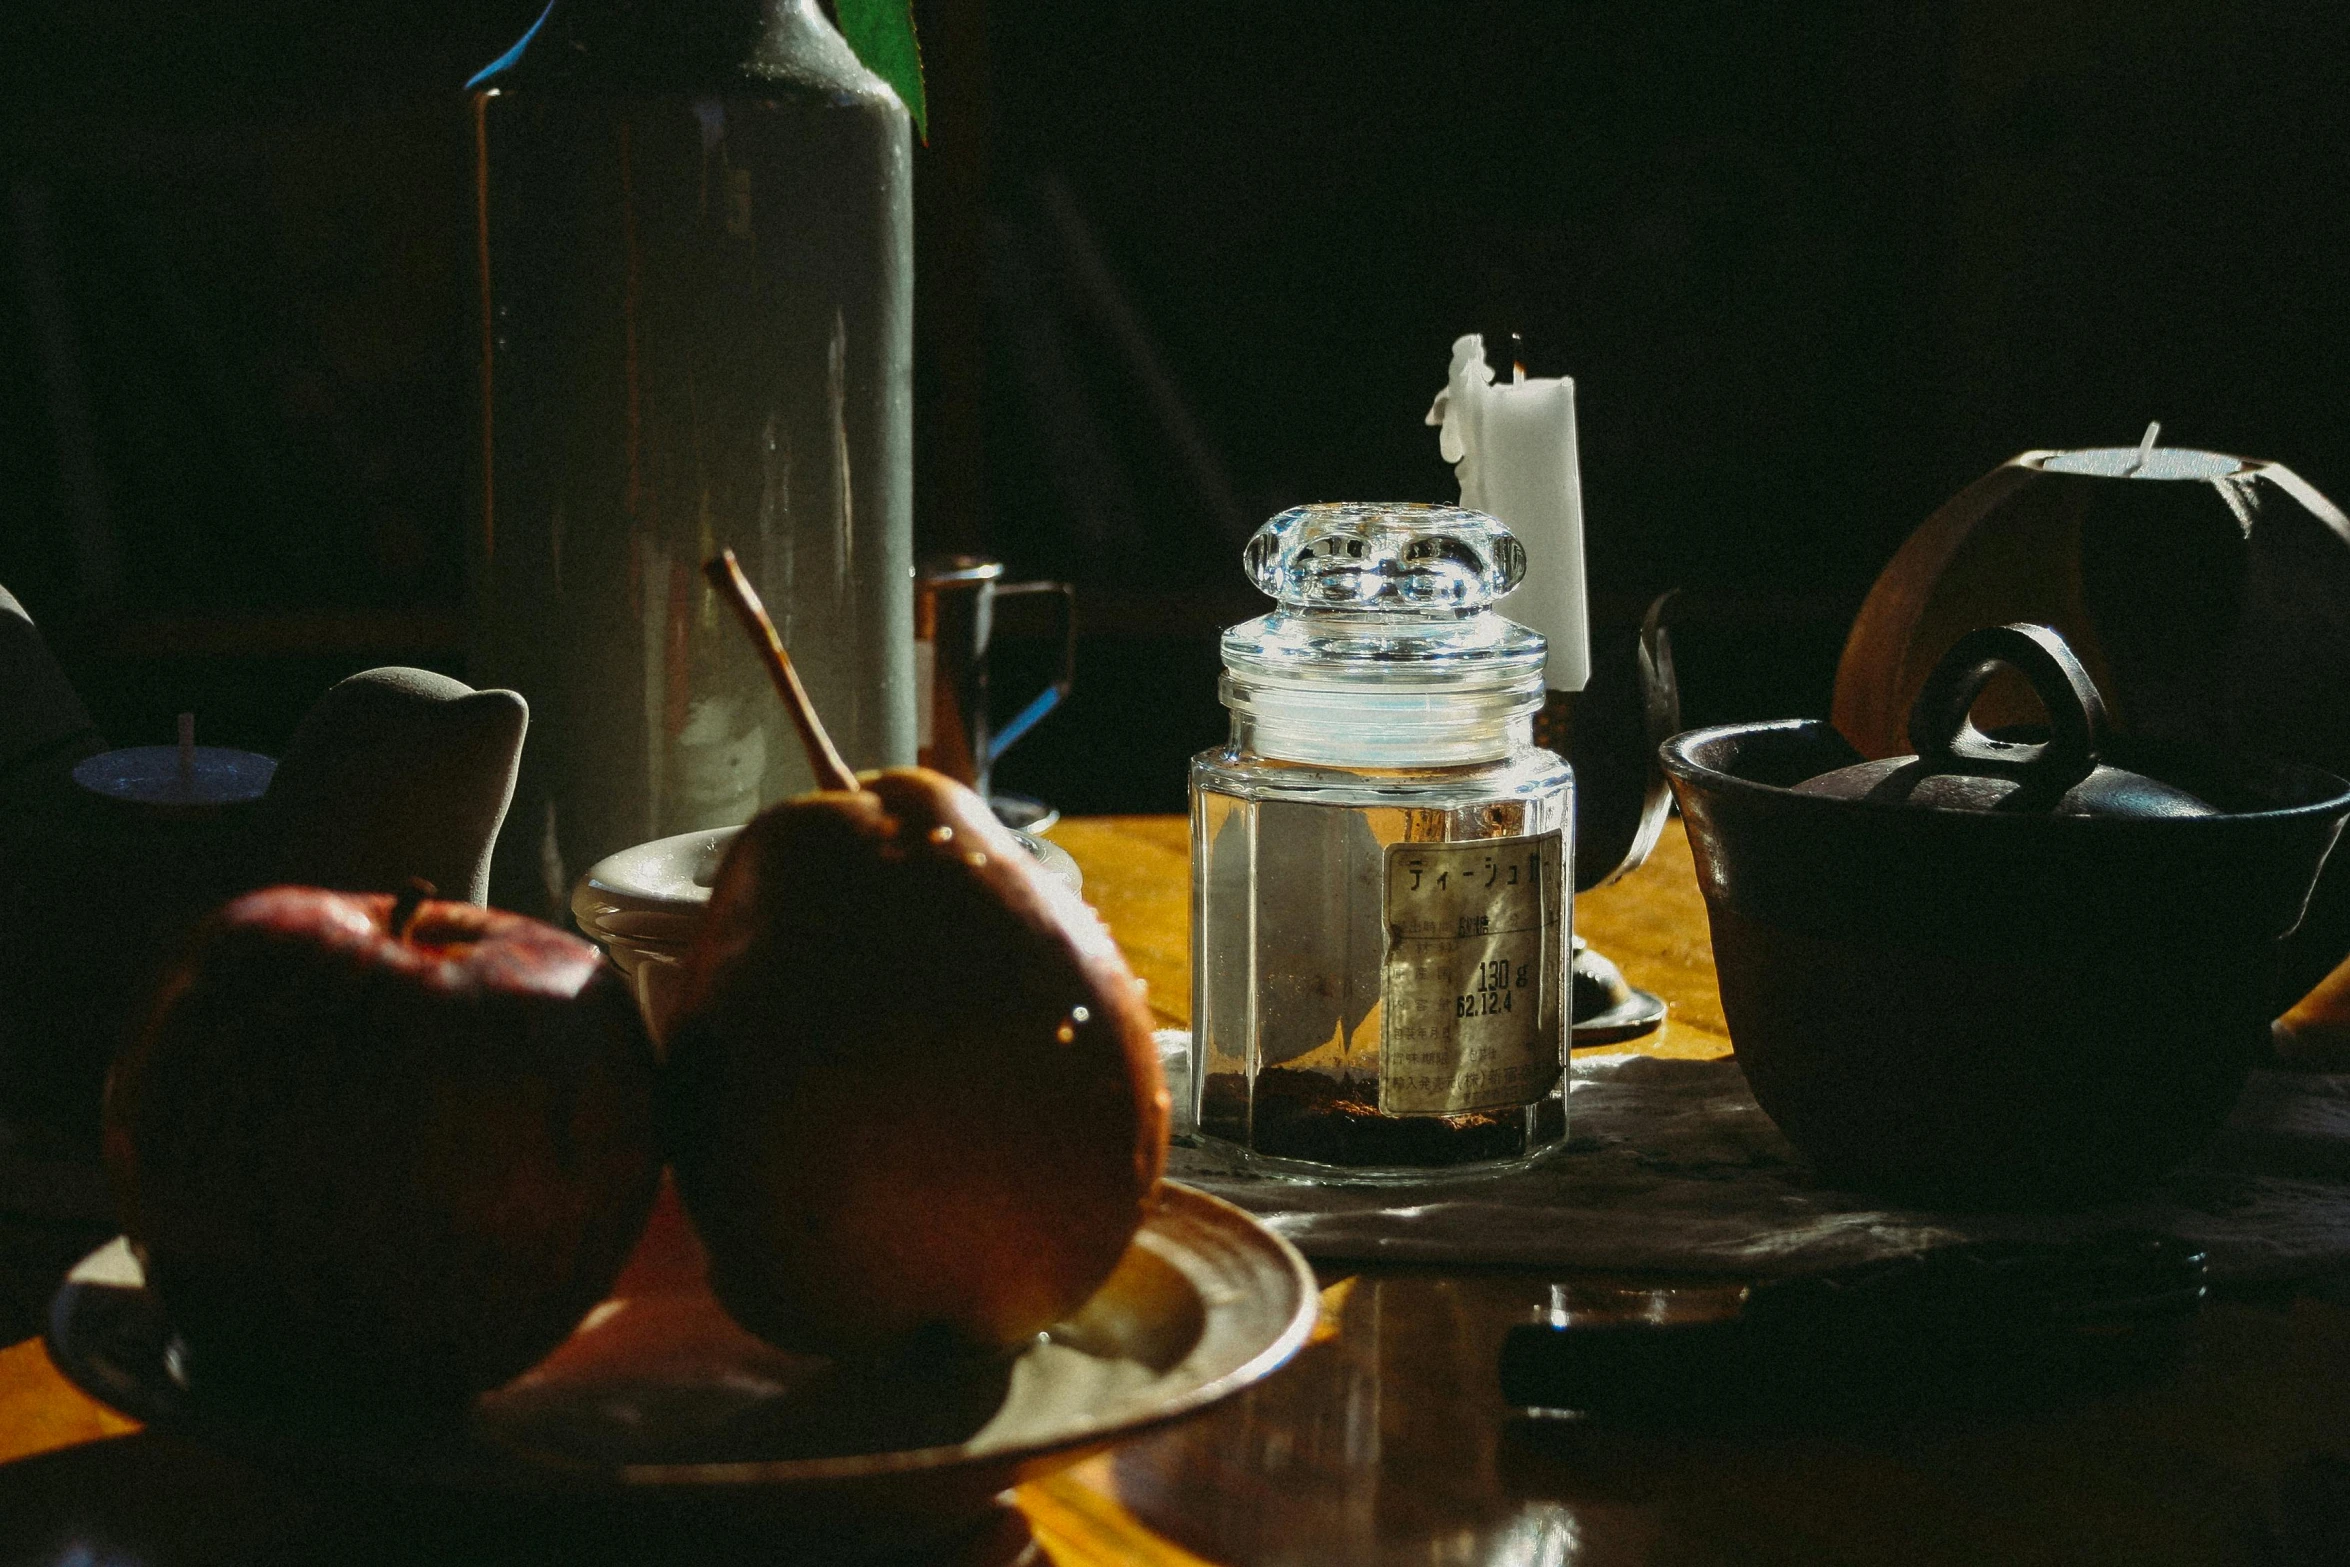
704;549;860;793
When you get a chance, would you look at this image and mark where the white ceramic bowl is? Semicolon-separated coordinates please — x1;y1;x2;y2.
572;823;1082;1039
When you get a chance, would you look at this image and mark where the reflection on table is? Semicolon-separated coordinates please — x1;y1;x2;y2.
5;818;2350;1565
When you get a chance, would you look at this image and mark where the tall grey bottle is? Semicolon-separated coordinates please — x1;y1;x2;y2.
470;0;915;916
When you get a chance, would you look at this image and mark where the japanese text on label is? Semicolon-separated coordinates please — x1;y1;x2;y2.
1379;832;1566;1116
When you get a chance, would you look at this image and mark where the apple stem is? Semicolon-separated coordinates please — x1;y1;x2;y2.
704;549;861;794
388;877;434;941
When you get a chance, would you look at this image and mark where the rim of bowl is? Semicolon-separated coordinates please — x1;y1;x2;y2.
1659;718;2350;829
575;824;1083;925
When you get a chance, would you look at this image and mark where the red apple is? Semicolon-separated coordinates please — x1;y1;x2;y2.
104;887;661;1418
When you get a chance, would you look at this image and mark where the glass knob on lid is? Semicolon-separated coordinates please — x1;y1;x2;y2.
1245;501;1527;610
1221;504;1550;767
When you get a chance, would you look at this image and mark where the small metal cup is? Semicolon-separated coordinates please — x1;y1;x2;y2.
916;557;1075;805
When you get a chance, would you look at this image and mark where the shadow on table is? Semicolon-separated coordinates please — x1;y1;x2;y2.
0;1434;1041;1567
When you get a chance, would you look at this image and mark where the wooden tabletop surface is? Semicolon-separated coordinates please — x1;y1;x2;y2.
7;817;2350;1565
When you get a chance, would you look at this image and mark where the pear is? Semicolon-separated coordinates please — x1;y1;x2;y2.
663;553;1167;1356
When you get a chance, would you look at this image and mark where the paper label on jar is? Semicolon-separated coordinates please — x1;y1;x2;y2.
1379;832;1566;1116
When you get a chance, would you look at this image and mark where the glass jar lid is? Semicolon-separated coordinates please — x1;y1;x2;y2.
1221;503;1548;765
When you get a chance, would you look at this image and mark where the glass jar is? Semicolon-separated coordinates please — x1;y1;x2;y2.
1190;504;1574;1181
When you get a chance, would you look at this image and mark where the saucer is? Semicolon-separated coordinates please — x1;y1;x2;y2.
47;1182;1314;1548
571;823;1084;1036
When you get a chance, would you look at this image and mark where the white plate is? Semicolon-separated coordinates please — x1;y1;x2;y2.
570;823;1086;1041
46;1182;1314;1546
572;823;1081;942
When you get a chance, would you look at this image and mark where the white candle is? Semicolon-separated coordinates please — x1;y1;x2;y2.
1426;334;1590;692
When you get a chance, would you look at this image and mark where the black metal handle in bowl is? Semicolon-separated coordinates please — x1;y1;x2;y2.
1905;623;2109;788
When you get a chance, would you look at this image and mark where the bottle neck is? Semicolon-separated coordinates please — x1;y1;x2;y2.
472;0;868;94
1223;673;1544;768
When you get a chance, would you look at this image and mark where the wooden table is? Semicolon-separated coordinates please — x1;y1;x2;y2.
8;818;2350;1565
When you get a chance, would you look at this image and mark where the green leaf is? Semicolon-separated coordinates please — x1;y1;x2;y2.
835;0;927;141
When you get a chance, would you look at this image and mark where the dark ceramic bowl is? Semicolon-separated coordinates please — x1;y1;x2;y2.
1661;720;2350;1204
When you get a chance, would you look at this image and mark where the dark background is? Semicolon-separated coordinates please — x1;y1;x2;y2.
2;0;2345;816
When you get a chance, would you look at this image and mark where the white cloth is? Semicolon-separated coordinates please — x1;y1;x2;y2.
1160;1034;2350;1283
